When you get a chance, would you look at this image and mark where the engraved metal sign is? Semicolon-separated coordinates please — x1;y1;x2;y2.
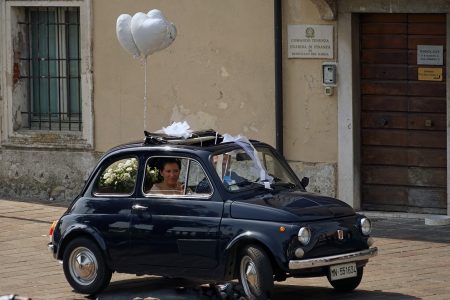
288;25;333;59
418;67;443;81
417;45;443;65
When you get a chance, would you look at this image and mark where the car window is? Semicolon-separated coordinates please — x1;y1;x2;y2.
211;151;259;191
143;156;212;197
258;151;297;185
187;160;213;195
212;147;299;191
94;157;138;195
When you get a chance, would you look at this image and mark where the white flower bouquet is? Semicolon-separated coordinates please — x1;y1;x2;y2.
100;158;138;193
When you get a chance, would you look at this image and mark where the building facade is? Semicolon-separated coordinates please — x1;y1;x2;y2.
0;0;449;216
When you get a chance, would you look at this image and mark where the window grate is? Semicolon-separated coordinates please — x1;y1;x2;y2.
18;7;81;131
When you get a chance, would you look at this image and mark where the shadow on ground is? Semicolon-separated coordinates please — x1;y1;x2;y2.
371;218;450;243
93;276;420;300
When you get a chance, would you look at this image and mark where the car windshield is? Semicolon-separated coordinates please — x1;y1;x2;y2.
211;146;300;192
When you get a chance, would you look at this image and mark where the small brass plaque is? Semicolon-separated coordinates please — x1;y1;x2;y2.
418;68;443;81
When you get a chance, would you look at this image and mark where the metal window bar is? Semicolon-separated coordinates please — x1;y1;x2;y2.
57;7;62;130
26;13;32;129
77;8;82;131
37;10;42;129
65;9;71;130
18;7;81;131
47;7;51;130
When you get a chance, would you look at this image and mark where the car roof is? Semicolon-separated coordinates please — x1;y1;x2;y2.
103;130;265;156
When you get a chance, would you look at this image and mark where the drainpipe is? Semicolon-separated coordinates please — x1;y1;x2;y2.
274;0;283;155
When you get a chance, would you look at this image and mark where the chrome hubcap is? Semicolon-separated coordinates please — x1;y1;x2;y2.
69;246;98;286
240;256;258;298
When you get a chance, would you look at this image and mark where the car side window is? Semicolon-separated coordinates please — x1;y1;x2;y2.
143;156;212;197
94;157;138;195
187;160;213;195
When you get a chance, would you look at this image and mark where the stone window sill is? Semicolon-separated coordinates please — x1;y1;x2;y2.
2;131;93;150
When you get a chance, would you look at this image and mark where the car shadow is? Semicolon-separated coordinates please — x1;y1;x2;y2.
371;217;450;244
271;283;421;300
94;277;420;300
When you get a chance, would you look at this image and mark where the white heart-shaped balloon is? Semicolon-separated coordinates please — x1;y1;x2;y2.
116;14;140;58
147;10;177;50
147;9;167;21
162;22;177;50
147;9;177;46
130;11;177;57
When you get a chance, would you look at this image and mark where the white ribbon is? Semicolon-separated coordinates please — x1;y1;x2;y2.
222;134;273;186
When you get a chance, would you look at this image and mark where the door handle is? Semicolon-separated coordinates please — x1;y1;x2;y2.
132;204;148;211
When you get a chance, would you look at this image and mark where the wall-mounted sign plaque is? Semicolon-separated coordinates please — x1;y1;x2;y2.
288;25;333;59
417;45;443;65
418;67;443;81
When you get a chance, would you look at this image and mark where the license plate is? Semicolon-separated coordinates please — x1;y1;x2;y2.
329;262;357;281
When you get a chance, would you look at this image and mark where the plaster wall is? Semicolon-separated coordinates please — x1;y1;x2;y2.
0;0;339;202
92;0;275;152
282;0;338;197
283;0;338;164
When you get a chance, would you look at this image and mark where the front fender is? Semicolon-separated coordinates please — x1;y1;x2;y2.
225;230;289;272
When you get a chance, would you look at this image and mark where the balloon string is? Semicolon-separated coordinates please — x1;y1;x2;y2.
144;57;148;131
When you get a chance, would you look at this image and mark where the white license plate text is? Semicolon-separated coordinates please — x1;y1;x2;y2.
329;262;357;281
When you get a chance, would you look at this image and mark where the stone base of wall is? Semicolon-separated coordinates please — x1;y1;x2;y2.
288;161;337;198
0;149;337;204
0;149;101;203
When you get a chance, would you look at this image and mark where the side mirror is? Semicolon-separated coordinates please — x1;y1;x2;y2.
301;177;309;188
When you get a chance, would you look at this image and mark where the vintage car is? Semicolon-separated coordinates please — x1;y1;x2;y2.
48;130;377;299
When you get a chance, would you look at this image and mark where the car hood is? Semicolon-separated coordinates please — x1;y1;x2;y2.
230;190;355;222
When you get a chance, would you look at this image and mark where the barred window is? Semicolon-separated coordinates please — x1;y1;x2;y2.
17;7;81;131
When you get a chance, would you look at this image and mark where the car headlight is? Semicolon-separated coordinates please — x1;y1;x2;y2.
298;227;311;245
360;218;372;235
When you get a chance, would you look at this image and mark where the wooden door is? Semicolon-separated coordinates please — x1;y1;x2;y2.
360;14;447;214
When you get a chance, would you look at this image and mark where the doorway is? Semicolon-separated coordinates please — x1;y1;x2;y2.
360;14;447;214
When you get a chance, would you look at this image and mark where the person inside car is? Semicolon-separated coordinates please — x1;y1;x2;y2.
149;158;184;195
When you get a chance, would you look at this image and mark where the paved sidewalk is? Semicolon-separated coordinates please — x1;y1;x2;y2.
1;199;450;299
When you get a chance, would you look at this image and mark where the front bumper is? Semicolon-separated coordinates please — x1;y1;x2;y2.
289;247;378;270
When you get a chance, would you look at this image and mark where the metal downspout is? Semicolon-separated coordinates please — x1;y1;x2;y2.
274;0;283;155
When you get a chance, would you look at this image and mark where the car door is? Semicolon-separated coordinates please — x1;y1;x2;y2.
79;155;138;266
130;155;224;269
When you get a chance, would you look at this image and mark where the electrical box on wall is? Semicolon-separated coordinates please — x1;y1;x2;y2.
322;62;337;86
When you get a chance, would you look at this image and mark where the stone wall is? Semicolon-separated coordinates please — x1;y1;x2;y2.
0;148;337;203
288;161;337;198
0;149;101;203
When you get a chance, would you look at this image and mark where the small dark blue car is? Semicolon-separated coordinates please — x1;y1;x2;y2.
48;130;377;299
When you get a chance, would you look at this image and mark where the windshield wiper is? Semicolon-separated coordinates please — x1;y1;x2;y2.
270;182;297;189
226;180;268;190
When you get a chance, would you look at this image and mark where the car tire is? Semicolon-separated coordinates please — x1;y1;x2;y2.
238;245;273;300
62;237;112;295
327;266;364;292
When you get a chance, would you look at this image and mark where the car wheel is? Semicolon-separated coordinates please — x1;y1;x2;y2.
327;266;364;292
238;245;273;300
62;237;112;295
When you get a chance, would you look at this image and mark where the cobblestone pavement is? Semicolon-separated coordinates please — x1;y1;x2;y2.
1;199;450;299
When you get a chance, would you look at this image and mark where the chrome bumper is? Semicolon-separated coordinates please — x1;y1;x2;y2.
289;247;378;270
